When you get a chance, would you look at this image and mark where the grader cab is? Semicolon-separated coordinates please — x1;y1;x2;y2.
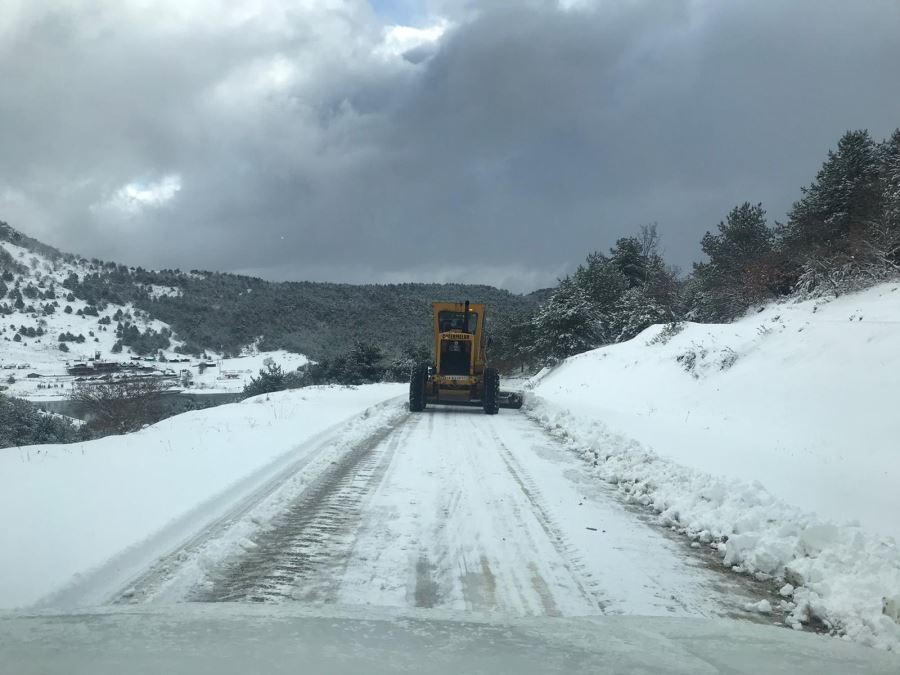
409;300;523;414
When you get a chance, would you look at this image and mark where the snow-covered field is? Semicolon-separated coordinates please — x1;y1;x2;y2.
0;238;309;399
526;282;900;649
1;241;172;368
3;348;310;400
180;350;310;394
0;384;406;608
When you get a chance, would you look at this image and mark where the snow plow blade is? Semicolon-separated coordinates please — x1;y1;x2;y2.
498;390;524;409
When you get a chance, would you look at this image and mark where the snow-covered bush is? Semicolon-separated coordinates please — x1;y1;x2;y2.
0;393;86;448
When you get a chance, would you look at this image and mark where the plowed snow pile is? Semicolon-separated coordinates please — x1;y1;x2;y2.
526;282;900;649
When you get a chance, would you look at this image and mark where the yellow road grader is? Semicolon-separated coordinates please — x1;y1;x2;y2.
409;301;523;414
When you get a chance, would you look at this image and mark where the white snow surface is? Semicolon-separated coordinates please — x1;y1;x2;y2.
0;384;406;608
526;282;900;649
334;409;766;619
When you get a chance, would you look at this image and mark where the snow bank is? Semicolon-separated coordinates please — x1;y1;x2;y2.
526;282;900;649
0;383;405;608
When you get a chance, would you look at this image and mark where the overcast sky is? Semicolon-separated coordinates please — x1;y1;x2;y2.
2;0;899;292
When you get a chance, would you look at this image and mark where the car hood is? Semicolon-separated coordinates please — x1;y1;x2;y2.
1;604;897;675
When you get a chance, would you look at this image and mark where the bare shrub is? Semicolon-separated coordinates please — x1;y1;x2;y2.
70;376;169;436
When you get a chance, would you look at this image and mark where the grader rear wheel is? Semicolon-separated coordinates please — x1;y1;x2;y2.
409;364;428;412
482;367;500;415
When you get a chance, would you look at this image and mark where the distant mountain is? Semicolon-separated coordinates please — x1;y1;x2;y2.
0;222;540;360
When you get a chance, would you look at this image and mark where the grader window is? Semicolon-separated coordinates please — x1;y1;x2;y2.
438;311;478;334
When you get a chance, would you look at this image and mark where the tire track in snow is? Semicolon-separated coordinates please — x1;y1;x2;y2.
332;408;616;616
115;403;779;622
485;422;607;612
190;420;407;603
498;413;783;619
395;410;604;616
101;401;408;607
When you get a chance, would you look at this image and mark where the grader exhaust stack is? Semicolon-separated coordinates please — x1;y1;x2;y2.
409;301;524;414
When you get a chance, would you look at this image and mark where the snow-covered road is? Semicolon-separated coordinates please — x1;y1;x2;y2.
335;408;757;617
121;405;771;619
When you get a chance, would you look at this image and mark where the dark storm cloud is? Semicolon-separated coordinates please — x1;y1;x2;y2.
2;0;899;291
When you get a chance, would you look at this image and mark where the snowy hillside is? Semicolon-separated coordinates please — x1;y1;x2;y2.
0;239;308;399
527;282;900;648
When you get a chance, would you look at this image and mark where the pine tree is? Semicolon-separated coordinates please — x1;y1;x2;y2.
344;340;385;384
243;359;286;398
609;287;673;342
692;202;775;320
530;279;601;363
878;129;900;265
572;253;628;310
609;237;647;288
385;342;431;382
780;130;882;266
488;309;539;373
